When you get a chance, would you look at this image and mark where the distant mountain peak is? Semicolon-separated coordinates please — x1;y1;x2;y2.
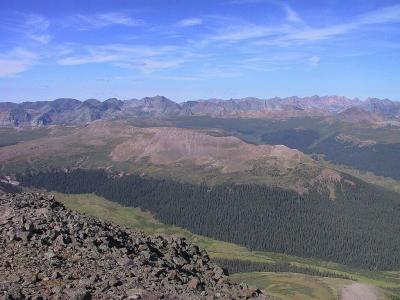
141;95;173;102
0;95;399;127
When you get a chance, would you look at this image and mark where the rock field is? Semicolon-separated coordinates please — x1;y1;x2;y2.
0;192;267;299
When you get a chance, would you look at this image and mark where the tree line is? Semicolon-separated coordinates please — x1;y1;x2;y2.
18;169;400;270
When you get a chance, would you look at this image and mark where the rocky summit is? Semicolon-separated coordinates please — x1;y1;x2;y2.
0;192;266;300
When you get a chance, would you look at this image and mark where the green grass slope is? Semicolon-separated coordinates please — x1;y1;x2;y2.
231;272;349;300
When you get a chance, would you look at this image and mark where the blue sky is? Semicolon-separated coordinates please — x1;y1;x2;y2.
1;0;400;102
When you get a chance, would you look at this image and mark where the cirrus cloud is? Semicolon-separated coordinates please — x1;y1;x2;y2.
70;13;142;30
0;48;38;77
309;55;321;65
176;17;203;27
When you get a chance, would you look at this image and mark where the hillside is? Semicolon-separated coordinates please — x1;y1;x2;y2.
0;120;322;191
0;192;266;299
169;116;400;182
49;192;399;300
109;126;308;174
3;120;400;271
327;107;384;124
18;169;400;270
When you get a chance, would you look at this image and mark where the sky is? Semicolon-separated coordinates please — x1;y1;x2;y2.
0;0;400;102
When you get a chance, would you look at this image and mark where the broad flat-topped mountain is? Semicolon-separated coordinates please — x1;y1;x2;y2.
0;120;322;191
1;95;400;127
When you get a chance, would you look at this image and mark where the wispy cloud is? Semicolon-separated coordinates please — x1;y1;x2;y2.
0;48;38;77
97;13;139;26
227;0;267;4
308;55;321;65
70;13;141;30
124;58;186;73
27;33;52;44
57;44;178;62
24;14;50;31
12;14;53;44
49;3;400;77
155;75;199;81
56;43;187;73
358;4;400;25
283;3;302;23
2;2;400;80
210;24;290;42
176;17;203;27
236;52;307;72
208;3;400;45
58;53;123;65
0;60;32;77
282;5;400;43
200;66;240;78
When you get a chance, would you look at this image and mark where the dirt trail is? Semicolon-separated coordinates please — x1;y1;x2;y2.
341;283;380;300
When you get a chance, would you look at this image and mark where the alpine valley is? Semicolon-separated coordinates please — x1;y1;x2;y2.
2;95;400;299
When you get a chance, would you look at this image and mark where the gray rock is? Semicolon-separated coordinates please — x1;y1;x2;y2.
65;288;91;300
0;192;268;299
188;278;201;290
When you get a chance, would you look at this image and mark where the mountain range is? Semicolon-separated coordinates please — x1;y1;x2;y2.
1;95;400;127
2;94;400;298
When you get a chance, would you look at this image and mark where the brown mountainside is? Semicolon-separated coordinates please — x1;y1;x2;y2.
0;121;329;192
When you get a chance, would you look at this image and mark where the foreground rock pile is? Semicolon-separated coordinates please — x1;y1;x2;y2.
0;192;266;299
